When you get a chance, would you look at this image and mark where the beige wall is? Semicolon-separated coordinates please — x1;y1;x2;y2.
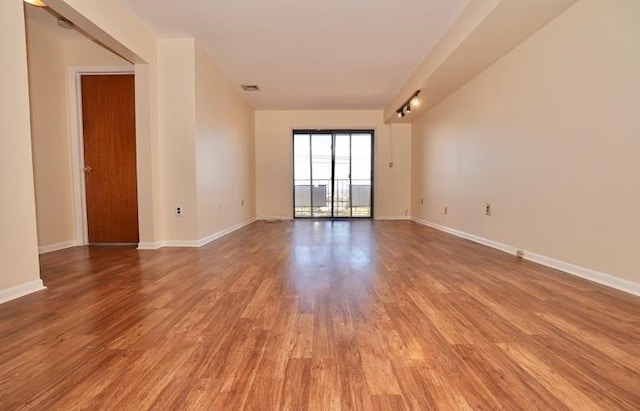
26;21;75;249
47;0;162;248
0;1;41;291
195;43;256;239
47;0;156;64
157;39;198;241
3;0;258;299
25;18;132;251
65;39;131;67
156;39;257;243
411;0;640;284
27;24;255;249
255;110;410;219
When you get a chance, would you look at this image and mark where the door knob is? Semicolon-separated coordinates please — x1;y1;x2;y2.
83;166;93;173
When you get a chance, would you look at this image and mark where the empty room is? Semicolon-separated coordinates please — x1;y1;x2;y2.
1;0;639;409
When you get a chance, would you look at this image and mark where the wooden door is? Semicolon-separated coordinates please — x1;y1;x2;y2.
81;74;139;244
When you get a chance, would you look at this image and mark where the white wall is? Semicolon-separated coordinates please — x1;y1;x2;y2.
411;0;640;285
195;43;255;239
0;1;42;296
255;110;410;220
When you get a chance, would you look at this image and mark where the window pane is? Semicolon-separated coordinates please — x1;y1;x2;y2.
294;133;311;217
311;134;332;217
351;133;371;216
334;134;350;217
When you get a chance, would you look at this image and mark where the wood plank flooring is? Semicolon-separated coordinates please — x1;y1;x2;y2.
1;220;639;410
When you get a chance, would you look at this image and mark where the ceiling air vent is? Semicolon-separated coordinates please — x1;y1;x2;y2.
241;85;261;92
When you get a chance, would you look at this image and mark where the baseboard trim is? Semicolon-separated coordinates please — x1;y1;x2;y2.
137;242;163;250
523;251;640;297
0;280;47;305
375;216;411;221
196;217;257;247
411;217;640;297
412;217;515;255
38;241;76;254
256;216;293;221
160;240;202;248
141;218;258;249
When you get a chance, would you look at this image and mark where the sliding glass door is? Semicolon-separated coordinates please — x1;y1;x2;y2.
294;130;373;218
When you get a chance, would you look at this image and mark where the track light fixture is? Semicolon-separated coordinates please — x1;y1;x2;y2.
395;90;421;119
24;0;47;7
410;93;421;108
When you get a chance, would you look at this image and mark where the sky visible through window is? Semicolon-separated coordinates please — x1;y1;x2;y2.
294;132;371;186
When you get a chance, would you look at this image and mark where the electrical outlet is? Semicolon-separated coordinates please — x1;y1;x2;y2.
421;198;424;205
241;199;244;206
485;203;491;216
444;206;448;215
389;162;394;168
175;206;183;217
516;249;525;258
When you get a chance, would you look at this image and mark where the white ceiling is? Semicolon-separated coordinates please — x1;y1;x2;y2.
121;0;470;109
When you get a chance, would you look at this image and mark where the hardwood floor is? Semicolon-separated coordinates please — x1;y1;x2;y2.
1;220;639;410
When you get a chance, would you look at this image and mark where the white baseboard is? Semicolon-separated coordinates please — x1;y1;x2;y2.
411;217;640;297
196;217;257;247
0;280;46;305
139;217;258;249
38;241;76;254
412;217;515;255
375;216;411;221
160;240;202;248
137;242;163;250
523;250;640;297
257;216;293;221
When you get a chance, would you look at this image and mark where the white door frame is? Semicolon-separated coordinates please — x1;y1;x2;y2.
67;66;135;246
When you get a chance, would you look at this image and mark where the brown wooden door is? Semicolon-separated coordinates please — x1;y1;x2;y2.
81;74;139;244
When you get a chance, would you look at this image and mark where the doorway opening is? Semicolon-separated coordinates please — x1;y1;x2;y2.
74;72;139;245
293;130;373;218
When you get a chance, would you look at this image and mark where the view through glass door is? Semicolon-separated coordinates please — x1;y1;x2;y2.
294;130;373;218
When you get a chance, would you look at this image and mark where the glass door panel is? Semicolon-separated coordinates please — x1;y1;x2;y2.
310;134;332;217
294;130;372;218
334;133;351;217
293;133;311;217
351;133;372;217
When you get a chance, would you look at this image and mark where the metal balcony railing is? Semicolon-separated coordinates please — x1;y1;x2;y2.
294;179;371;218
